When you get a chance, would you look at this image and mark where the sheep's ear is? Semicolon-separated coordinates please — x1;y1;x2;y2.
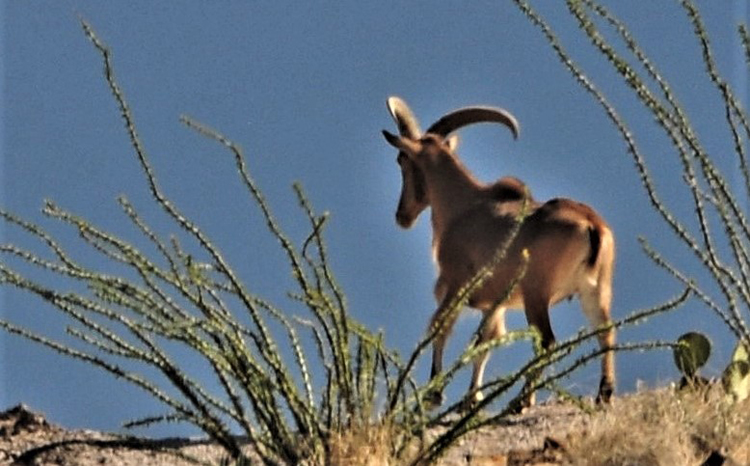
382;130;403;148
382;130;421;156
446;134;460;152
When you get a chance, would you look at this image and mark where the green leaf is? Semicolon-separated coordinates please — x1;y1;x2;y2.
673;332;711;377
722;360;750;403
731;340;749;364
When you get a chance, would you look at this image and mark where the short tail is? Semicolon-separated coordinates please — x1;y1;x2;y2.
587;225;602;267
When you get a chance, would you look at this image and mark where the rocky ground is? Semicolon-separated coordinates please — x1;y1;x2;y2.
0;404;240;465
0;403;588;465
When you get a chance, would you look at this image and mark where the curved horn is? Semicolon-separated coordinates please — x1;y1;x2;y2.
387;96;422;138
426;107;520;140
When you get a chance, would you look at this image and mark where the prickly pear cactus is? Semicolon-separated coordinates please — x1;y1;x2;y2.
722;340;750;403
673;332;711;380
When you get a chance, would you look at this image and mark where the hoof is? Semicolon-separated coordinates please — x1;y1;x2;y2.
424;390;444;408
596;378;614;404
507;402;530;415
508;391;535;415
522;391;536;408
459;391;484;412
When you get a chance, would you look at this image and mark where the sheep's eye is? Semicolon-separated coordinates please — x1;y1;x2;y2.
421;135;440;147
397;152;407;164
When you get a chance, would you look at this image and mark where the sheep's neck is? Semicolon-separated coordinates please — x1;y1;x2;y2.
425;160;484;239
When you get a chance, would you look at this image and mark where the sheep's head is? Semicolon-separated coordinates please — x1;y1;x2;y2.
386;97;430;228
395;150;428;228
383;133;465;200
385;96;520;229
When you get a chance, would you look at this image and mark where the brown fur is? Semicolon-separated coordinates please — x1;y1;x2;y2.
383;129;616;408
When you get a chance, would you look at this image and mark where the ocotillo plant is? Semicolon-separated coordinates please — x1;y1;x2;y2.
0;21;412;464
511;0;750;375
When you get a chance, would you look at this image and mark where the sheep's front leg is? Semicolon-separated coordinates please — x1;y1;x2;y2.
425;296;460;407
462;306;507;411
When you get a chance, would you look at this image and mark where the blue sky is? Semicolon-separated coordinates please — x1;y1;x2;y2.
2;1;749;436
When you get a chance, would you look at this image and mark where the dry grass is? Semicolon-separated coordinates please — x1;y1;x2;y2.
328;422;399;466
562;386;750;465
278;386;750;465
322;385;750;466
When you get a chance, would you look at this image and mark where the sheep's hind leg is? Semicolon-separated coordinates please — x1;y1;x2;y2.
511;294;556;414
580;287;615;404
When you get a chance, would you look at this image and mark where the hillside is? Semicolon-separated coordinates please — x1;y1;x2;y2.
2;387;748;465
